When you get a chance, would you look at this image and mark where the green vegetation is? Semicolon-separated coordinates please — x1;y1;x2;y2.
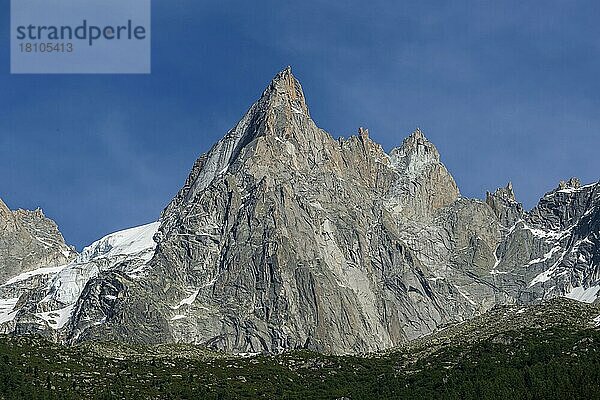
0;327;599;399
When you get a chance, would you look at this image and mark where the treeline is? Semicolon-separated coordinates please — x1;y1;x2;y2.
0;328;599;399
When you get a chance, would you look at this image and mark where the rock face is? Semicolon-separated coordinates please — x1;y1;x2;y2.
0;68;599;354
0;199;76;283
492;178;600;305
0;218;158;338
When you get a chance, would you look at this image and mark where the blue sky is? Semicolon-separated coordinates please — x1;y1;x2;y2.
1;0;599;249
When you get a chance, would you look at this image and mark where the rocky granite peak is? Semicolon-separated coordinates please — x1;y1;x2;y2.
0;200;76;284
0;198;16;232
1;69;599;356
492;182;516;202
162;68;326;222
485;182;523;227
390;128;440;168
358;126;369;140
387;128;459;218
558;177;582;191
409;126;425;140
0;197;10;215
260;66;309;117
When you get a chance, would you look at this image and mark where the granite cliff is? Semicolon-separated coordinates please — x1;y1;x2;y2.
1;68;598;354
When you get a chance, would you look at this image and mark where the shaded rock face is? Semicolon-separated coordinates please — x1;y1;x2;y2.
486;182;524;227
493;180;600;305
1;68;599;355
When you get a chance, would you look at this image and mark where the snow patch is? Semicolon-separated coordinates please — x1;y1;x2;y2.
522;225;566;242
309;201;324;211
0;298;19;324
525;246;561;266
529;269;554;286
291;106;304;114
173;289;200;309
235;352;260;358
564;285;600;304
35;304;74;330
2;264;68;286
506;220;568;244
490;270;509;275
490;247;509;275
528;249;569;287
427;277;445;282
456;287;476;306
78;222;160;263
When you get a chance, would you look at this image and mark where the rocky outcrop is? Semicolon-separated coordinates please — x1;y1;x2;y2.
486;182;524;227
0;199;76;283
0;221;159;339
388;127;460;219
0;68;598;355
62;68;598;354
499;179;600;304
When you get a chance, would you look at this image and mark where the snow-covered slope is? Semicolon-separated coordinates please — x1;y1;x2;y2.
488;178;600;304
0;222;159;335
78;222;160;264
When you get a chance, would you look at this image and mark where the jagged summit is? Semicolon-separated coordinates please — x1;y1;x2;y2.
358;126;369;139
485;182;523;226
0;197;12;222
386;127;459;216
390;127;441;167
0;200;76;284
409;127;425;140
162;68;324;219
487;182;516;203
2;68;599;356
558;177;582;191
531;177;594;206
260;66;309;116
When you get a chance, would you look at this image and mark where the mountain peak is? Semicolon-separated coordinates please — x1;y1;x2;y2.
488;182;516;202
410;127;425;140
260;66;309;116
387;128;459;215
0;197;9;214
391;127;441;169
485;181;524;227
402;127;437;152
161;67;316;219
0;198;15;230
558;177;581;191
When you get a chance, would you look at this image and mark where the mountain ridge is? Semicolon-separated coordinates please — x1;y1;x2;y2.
0;67;598;355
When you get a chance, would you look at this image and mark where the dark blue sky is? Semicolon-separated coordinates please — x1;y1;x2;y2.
1;1;599;249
